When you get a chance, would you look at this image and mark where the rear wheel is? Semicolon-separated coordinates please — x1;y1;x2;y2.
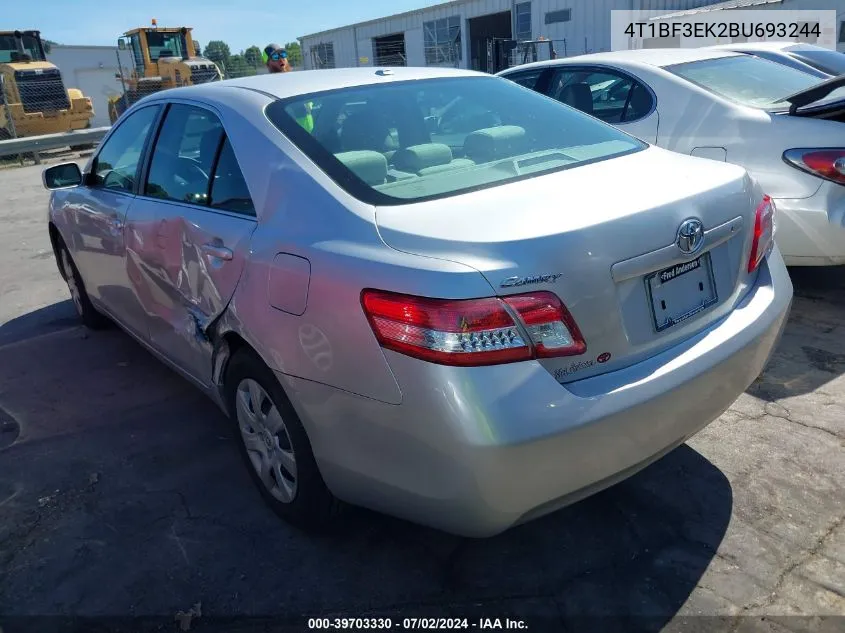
56;238;109;330
225;348;341;531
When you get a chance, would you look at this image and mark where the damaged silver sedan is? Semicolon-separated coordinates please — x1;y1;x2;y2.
42;67;791;537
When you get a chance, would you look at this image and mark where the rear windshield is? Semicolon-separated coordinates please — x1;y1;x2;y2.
265;76;645;205
669;55;845;108
788;47;845;77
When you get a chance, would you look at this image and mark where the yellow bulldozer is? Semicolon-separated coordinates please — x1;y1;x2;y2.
0;30;94;140
109;21;223;124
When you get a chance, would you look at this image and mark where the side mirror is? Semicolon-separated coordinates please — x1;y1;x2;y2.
43;162;83;190
118;38;127;51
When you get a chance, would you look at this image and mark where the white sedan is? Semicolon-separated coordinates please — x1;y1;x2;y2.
498;48;845;266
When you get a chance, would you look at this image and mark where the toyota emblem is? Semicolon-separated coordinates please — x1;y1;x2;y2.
676;218;704;255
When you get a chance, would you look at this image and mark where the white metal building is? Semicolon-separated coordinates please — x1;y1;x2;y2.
298;0;722;72
299;0;845;72
47;45;135;128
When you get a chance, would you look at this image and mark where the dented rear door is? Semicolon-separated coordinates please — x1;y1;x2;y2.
126;101;258;386
144;201;255;385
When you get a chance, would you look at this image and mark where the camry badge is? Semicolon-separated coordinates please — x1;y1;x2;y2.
500;273;563;288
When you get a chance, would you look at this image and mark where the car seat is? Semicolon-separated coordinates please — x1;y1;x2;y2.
559;83;594;115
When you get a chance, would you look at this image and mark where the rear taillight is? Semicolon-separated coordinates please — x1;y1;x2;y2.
361;289;586;366
783;148;845;185
748;195;776;274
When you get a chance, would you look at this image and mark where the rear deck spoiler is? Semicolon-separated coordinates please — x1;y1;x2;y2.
783;74;845;115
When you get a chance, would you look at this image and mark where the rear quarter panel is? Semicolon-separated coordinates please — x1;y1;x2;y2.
213;94;495;406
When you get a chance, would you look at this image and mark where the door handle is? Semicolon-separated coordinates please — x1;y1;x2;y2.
201;243;233;261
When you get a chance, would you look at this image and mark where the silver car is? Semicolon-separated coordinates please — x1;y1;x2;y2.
42;67;792;537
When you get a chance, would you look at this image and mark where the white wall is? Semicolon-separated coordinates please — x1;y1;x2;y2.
744;0;845;53
47;45;135;128
301;0;834;70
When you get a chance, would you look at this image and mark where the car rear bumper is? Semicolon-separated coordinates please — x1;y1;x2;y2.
281;250;793;537
774;182;845;266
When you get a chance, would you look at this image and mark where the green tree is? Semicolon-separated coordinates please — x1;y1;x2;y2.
43;39;59;55
283;41;302;66
203;40;231;69
226;54;256;78
244;45;262;68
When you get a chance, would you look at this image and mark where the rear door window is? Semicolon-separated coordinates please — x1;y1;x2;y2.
548;69;653;123
145;104;224;204
143;103;256;216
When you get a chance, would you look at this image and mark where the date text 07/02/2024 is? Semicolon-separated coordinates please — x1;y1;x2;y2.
624;21;821;39
307;617;529;630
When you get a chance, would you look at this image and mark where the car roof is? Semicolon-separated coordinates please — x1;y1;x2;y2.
148;66;485;103
709;41;808;52
498;48;741;74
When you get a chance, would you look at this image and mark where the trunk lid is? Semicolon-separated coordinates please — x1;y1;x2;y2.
375;146;759;383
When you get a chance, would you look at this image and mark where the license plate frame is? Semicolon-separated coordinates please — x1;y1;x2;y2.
646;253;718;333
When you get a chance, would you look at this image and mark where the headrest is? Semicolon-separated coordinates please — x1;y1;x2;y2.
560;83;594;115
627;84;652;118
392;143;453;173
463;126;526;163
335;150;388;186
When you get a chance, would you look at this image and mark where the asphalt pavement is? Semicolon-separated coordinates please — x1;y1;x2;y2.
0;162;843;632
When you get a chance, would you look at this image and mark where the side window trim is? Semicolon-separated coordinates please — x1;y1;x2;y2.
549;64;657;123
204;134;227;206
87;103;163;195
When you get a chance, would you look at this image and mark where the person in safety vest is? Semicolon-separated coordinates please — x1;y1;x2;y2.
264;43;314;133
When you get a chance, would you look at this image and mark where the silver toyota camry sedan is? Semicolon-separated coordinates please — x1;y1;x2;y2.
42;67;792;537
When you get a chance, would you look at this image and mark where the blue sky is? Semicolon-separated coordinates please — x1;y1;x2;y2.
7;0;448;53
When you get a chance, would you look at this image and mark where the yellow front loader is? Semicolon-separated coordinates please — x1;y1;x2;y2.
0;30;94;140
109;22;223;124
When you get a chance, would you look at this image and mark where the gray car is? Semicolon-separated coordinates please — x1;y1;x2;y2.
42;67;793;537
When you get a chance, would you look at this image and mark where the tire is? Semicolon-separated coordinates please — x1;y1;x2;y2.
55;238;110;330
225;348;342;531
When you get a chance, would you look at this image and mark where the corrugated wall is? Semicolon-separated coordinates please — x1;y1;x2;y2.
530;0;718;55
300;0;723;69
